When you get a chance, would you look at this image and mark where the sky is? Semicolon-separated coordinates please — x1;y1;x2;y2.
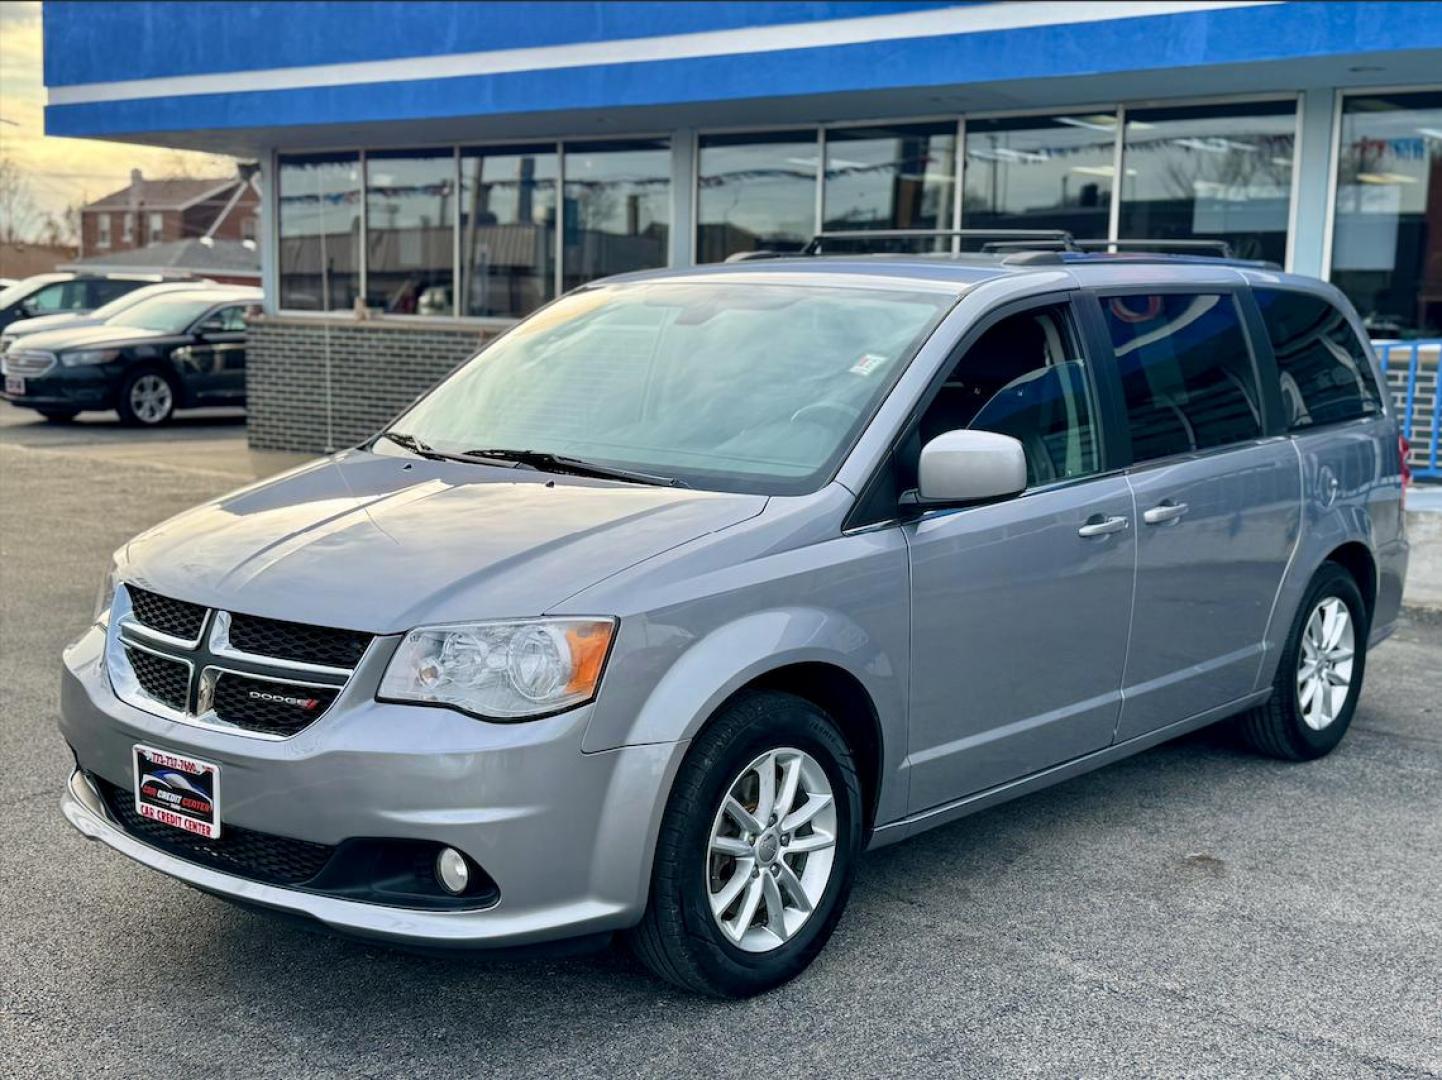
0;0;232;236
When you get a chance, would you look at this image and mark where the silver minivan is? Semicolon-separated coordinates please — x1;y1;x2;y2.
60;247;1408;997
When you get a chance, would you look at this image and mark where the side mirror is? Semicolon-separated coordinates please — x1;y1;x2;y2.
912;429;1027;506
194;318;226;336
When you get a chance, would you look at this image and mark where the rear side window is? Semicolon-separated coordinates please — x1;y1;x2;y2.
89;279;139;306
1101;293;1262;462
1253;288;1383;429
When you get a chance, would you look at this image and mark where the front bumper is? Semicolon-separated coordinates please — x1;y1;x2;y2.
59;625;684;948
2;365;118;410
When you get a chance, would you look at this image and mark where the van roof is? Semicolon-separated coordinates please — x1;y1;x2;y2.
605;252;1331;298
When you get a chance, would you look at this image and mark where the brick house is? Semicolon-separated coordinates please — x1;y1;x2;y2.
79;169;259;259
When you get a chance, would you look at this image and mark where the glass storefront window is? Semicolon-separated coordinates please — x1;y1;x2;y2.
562;139;670;292
963;113;1116;243
278;153;362;311
1119;100;1295;265
460;145;558;318
697;130;818;263
1331;90;1442;339
366;149;456;316
823;122;956;250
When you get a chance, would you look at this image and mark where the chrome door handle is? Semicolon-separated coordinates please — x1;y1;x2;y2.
1078;514;1129;537
1143;501;1189;525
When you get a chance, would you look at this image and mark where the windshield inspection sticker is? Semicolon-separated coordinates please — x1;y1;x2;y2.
850;353;888;377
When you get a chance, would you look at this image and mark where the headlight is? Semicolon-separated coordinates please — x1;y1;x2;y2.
94;558;121;627
378;617;616;720
60;348;120;367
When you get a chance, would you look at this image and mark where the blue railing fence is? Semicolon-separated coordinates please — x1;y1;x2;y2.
1376;340;1442;481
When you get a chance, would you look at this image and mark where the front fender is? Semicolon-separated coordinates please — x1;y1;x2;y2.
582;604;910;828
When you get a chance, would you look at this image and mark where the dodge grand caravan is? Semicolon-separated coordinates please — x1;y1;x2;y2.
59;246;1408;997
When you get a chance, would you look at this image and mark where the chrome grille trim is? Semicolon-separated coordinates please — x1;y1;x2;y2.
105;584;367;741
1;350;57;377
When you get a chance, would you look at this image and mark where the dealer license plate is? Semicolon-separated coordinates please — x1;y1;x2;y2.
133;744;221;839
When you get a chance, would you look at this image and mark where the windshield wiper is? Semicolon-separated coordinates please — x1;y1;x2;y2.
462;448;689;488
377;430;453;461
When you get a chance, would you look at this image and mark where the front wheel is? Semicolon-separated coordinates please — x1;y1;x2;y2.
117;369;177;426
1237;562;1369;761
628;690;863;997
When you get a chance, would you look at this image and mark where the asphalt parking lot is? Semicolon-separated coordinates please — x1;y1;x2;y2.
2;408;1439;1079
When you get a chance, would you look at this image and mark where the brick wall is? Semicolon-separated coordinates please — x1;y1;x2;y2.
245;316;504;452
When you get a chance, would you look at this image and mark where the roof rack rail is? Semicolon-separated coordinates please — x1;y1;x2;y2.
802;228;1079;255
1074;239;1235;258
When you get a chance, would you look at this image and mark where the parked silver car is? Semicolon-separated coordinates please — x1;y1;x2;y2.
59;248;1408;997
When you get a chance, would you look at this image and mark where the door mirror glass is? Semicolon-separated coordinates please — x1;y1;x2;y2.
915;429;1027;505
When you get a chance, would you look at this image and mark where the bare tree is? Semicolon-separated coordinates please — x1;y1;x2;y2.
37;202;81;247
0;154;41;243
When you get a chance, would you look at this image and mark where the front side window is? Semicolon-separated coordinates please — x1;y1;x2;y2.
562;140;670;292
919;303;1098;486
1330;90;1442;339
1119;100;1296;265
1101;292;1262;462
366;149;456;316
697;130;818;262
386;282;953;494
278;152;361;311
963;113;1116;242
26;281;84;314
1255;288;1383;429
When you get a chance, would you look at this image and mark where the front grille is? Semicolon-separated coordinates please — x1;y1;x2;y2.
92;775;335;886
125;647;190;711
211;673;340;738
227;612;372;669
128;586;207;641
1;350;57;377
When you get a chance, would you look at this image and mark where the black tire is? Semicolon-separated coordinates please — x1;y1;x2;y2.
628;690;863;998
36;409;78;422
116;368;178;427
1237;562;1369;761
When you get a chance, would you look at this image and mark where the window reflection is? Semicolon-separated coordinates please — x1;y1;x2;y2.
1331;91;1442;339
697;130;817;262
1119;101;1295;265
460;145;557;318
562;140;670;292
963;114;1116;242
366;150;456;316
824;122;955;249
278;153;362;311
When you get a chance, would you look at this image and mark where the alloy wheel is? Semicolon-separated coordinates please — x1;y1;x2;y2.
129;374;173;424
1297;596;1355;731
706;747;837;953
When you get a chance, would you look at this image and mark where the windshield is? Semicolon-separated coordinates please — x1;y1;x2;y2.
385;281;953;494
95;286;186;322
110;295;219;334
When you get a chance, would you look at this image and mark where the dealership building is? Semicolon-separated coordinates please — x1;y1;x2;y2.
42;0;1442;452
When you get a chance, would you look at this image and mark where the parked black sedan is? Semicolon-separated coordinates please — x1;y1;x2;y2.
0;286;261;425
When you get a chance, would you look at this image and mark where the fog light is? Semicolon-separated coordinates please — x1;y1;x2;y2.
436;847;470;895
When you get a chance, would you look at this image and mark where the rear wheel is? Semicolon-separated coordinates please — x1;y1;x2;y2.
628;690;863;998
117;369;177;426
1237;562;1368;760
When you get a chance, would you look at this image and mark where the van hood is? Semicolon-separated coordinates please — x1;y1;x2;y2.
119;449;768;633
